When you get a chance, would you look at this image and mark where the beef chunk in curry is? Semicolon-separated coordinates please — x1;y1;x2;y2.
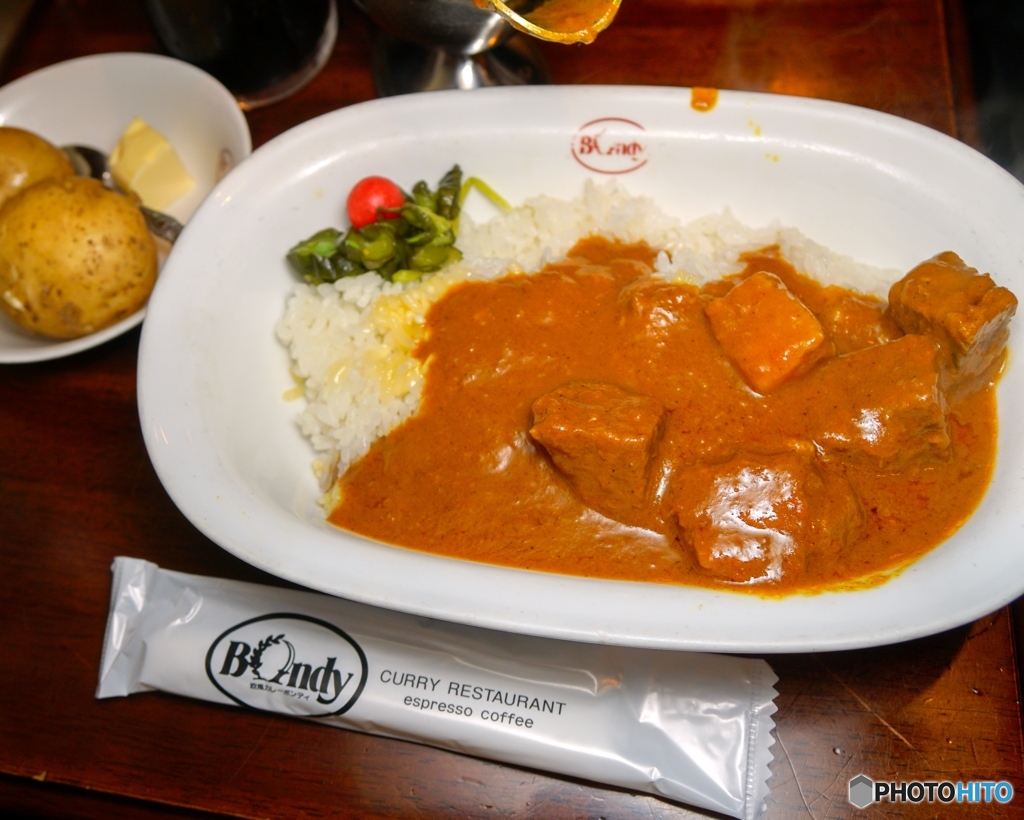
674;451;863;583
783;333;952;470
888;251;1017;395
530;381;665;527
704;271;833;393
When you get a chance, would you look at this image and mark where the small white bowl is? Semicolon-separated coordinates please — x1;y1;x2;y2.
0;52;252;363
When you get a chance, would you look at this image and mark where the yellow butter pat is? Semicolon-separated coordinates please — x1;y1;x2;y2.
109;117;194;211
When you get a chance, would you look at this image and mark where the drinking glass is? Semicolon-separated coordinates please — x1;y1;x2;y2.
143;0;338;110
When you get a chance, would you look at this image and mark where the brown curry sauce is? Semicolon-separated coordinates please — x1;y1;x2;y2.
329;238;1012;595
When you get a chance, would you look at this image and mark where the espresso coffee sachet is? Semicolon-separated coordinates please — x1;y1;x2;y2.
97;557;777;819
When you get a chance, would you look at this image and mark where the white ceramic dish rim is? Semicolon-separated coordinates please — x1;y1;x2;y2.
138;85;1024;653
0;52;252;364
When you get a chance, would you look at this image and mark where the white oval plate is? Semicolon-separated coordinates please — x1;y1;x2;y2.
0;52;252;363
138;86;1024;653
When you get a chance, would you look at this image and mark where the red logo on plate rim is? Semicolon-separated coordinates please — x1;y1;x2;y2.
571;117;649;175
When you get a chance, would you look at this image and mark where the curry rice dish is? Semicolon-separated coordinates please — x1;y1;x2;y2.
278;182;1016;595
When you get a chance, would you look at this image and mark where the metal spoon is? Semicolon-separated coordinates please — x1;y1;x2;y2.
62;144;184;244
483;0;622;44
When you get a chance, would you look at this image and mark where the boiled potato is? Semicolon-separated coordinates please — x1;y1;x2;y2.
0;126;74;209
0;176;157;339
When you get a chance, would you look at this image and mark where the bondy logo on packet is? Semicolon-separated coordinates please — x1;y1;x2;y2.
205;613;368;717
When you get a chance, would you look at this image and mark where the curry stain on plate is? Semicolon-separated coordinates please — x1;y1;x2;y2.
690;87;718;112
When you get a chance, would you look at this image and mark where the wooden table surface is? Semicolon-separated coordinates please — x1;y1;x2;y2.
1;0;1022;817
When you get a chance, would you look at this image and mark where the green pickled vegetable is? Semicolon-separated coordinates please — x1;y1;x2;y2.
287;164;473;285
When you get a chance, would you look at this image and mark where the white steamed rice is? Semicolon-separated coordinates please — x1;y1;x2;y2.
275;180;899;485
